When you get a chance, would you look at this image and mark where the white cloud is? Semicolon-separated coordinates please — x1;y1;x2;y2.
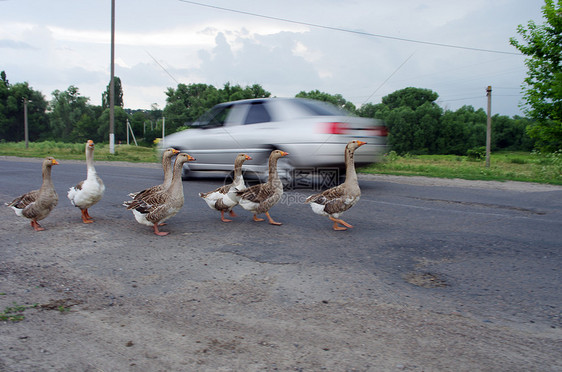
0;0;546;115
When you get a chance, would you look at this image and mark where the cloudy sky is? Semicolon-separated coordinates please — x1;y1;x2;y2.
0;0;546;116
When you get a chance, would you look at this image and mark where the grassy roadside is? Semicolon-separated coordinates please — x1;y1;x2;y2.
361;151;562;185
1;141;560;185
0;141;159;163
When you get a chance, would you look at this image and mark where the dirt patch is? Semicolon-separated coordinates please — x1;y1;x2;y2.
403;271;449;288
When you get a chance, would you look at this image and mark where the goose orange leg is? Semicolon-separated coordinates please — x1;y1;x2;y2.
229;210;238;218
84;209;93;220
220;210;233;222
253;214;265;222
30;220;45;231
81;209;94;223
265;212;282;226
152;223;169;236
329;216;353;231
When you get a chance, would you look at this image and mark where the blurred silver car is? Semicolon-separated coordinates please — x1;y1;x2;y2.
160;97;387;185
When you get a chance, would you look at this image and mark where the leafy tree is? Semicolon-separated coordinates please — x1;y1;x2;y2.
439;106;487;154
492;114;535;151
71;112;102;143
357;102;387;120
163;82;271;134
164;83;221;132
96;106;129;143
374;87;442;154
220;82;270;102
0;72;48;142
49;86;95;142
438;110;472;154
102;76;124;109
510;0;562;152
382;87;439;111
296;90;357;113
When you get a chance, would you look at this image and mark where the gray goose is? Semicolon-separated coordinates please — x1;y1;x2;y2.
128;148;179;199
305;140;366;230
237;150;289;225
199;153;252;222
67;140;105;223
123;152;195;236
6;157;59;231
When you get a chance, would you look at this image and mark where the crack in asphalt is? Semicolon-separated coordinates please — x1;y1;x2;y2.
407;197;547;215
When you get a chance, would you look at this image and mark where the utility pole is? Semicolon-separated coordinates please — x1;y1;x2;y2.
161;117;165;148
109;0;116;154
23;98;29;149
486;86;492;168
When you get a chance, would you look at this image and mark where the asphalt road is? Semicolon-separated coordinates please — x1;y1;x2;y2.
2;157;560;332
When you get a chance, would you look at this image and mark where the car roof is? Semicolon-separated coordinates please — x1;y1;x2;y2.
216;97;348;116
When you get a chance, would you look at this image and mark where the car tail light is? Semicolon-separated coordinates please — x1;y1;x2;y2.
371;126;388;137
319;122;349;135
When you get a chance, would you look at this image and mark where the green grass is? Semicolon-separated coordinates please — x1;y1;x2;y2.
0;141;160;163
360;150;562;185
1;142;561;185
0;302;38;322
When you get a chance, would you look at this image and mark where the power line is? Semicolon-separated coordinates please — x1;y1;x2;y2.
145;50;180;84
362;52;415;105
178;0;522;56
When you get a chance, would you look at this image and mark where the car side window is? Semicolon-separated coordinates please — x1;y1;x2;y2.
193;105;232;129
244;102;271;125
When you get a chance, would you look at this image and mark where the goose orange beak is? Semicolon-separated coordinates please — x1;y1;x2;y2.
52;159;59;165
281;151;289;156
357;141;367;146
187;154;196;161
245;154;252;160
172;148;180;154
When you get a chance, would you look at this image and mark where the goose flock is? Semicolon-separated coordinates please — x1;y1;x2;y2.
6;140;367;234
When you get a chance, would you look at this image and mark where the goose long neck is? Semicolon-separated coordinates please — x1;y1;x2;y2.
86;147;96;176
41;164;54;191
168;159;185;192
344;147;358;185
268;156;279;184
233;158;244;179
162;156;173;186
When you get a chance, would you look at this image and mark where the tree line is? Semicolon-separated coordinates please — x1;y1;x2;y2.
1;1;560;154
0;70;540;155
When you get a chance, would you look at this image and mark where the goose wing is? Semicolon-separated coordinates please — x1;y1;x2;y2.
306;185;350;215
237;183;274;204
7;189;39;210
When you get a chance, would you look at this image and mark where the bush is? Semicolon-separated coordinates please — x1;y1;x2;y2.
467;146;486;160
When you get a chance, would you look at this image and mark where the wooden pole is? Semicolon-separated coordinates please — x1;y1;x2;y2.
486;86;492;168
23;98;29;149
109;0;115;154
161;117;165;148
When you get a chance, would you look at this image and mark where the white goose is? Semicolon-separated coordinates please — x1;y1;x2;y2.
305;140;366;230
67;140;105;223
199;153;252;222
7;157;59;231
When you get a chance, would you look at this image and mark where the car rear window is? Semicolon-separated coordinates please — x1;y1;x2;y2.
244;102;271;124
191;105;231;128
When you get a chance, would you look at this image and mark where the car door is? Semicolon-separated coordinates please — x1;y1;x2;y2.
224;101;278;170
186;104;247;171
